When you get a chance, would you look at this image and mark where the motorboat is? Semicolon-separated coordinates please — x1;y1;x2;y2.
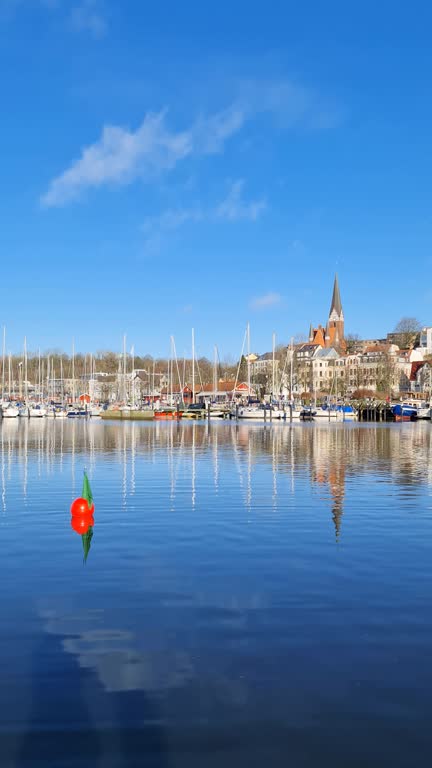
2;403;19;418
311;404;357;421
209;406;226;418
312;406;340;419
29;405;46;418
392;403;417;420
234;404;286;420
417;404;431;419
67;407;88;418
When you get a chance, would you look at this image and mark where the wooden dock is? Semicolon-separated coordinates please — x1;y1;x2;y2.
357;404;394;422
100;410;155;421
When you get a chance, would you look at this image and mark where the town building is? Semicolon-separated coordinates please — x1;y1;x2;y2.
419;327;432;354
410;361;432;395
309;275;345;350
251;352;280;376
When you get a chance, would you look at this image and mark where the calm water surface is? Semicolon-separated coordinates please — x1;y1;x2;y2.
1;419;432;767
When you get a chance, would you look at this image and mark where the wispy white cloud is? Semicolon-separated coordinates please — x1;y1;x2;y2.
141;180;265;252
142;207;204;234
192;106;245;154
2;0;108;36
41;108;245;207
237;78;343;131
217;180;266;221
70;0;107;38
41;76;341;207
250;292;282;310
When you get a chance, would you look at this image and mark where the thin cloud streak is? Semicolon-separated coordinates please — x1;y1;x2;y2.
41;108;245;207
70;0;107;38
217;180;266;221
141;180;265;252
41;77;341;208
250;292;282;310
2;0;108;36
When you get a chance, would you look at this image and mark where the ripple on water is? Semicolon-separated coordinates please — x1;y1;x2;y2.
0;419;432;766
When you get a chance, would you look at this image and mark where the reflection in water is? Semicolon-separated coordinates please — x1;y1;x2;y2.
1;419;432;538
2;419;432;765
40;609;193;694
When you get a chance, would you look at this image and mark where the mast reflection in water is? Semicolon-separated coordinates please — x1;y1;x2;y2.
1;418;432;767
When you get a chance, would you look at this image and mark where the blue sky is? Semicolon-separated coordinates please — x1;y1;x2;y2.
2;0;432;358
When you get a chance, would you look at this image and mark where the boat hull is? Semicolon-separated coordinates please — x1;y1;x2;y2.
155;410;182;420
100;410;155;421
236;408;287;420
2;408;19;418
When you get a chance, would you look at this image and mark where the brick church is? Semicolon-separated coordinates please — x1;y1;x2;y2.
308;275;345;351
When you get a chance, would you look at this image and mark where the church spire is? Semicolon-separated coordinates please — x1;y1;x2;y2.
329;273;343;318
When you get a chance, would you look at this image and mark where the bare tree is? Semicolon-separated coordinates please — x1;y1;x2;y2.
376;352;397;397
345;333;360;354
392;317;422;349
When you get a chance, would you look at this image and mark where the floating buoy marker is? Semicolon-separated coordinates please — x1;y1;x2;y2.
70;471;95;563
70;471;94;517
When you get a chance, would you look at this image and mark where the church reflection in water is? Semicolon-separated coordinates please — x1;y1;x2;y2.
1;418;432;541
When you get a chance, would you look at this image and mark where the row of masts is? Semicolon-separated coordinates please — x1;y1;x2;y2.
0;324;294;405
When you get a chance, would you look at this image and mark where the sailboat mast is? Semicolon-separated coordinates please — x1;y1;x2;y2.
192;328;195;404
8;352;11;398
72;340;75;404
131;345;135;407
272;332;276;400
171;336;183;406
123;334;127;402
247;322;251;402
213;345;218;397
24;337;28;405
290;336;294;402
168;339;172;405
89;353;93;404
1;327;5;400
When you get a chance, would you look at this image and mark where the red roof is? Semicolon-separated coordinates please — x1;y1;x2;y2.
199;380;237;393
364;344;390;353
410;361;426;381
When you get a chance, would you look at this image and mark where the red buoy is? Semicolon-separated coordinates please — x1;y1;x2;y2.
70;497;95;517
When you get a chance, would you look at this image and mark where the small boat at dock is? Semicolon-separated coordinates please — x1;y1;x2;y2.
392;403;417;420
2;403;19;418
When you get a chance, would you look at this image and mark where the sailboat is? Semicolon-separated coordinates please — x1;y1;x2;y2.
1;332;19;417
209;345;225;417
87;354;101;416
236;326;286;420
29;348;46;417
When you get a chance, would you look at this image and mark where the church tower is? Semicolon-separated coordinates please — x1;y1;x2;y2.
327;274;344;348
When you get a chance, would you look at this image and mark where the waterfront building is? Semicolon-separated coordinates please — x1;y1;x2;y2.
419;327;432;354
251;353;280;376
411;361;432;395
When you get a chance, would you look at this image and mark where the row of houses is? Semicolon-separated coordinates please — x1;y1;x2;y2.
248;276;432;398
249;342;432;398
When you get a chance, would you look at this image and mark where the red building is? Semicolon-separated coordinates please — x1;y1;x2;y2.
309;274;345;351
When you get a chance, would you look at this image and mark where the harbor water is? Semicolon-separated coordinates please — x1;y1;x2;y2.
1;418;432;767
